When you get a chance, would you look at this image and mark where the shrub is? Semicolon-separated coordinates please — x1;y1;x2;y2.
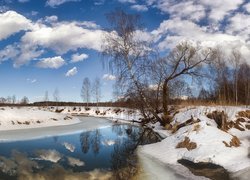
85;107;91;111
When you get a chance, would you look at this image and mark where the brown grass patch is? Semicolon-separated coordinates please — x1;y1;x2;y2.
193;123;201;133
207;111;228;131
238;110;250;119
245;124;250;130
176;136;197;151
222;136;241;147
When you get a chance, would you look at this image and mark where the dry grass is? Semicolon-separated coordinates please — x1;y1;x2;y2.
161;114;174;125
171;122;179;133
206;111;228;131
193;123;201;133
245;124;250;130
176;136;197;151
238;110;250;119
222;136;241;147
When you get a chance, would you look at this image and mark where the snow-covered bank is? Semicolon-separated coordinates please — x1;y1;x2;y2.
44;106;142;122
0;107;80;131
0;116;111;142
139;106;250;177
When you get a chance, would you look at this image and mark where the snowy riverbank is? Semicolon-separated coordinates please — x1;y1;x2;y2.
0;107;80;131
139;106;250;179
0;105;249;179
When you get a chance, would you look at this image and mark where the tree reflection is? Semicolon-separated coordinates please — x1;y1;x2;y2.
80;130;101;155
111;124;160;179
80;132;90;154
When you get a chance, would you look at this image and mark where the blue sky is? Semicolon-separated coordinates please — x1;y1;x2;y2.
0;0;249;102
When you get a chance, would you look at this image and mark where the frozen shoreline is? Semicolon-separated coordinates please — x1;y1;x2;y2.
0;116;112;142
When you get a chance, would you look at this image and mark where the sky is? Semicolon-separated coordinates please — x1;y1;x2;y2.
0;0;249;102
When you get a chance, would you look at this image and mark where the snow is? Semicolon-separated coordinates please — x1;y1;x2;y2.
139;106;250;176
43;106;142;122
0;107;80;131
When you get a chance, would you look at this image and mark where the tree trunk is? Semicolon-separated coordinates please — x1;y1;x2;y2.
162;79;169;115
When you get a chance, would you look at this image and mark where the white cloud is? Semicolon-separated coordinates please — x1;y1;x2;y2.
26;78;37;83
71;53;88;63
21;21;104;54
226;13;250;40
46;0;80;8
44;15;58;23
65;67;78;77
103;74;116;81
131;4;148;12
245;3;250;13
0;11;104;67
18;0;29;3
147;0;243;22
37;56;65;69
152;17;250;64
0;11;31;40
0;45;19;63
118;0;135;3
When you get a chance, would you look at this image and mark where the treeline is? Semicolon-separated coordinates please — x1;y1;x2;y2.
198;50;250;105
0;95;29;105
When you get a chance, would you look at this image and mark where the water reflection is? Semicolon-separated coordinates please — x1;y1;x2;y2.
79;124;161;179
0;124;160;179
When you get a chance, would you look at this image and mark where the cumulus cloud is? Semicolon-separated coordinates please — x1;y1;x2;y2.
103;74;116;81
152;16;250;64
131;4;148;12
71;53;88;63
46;0;80;8
147;0;243;22
0;11;31;40
65;67;78;77
37;56;65;69
21;21;104;54
0;11;105;67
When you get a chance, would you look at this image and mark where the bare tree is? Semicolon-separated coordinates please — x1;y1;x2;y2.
81;77;91;107
44;91;49;101
53;88;60;102
20;96;29;105
156;42;212;119
231;49;241;105
12;95;16;104
102;9;161;122
92;77;101;108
